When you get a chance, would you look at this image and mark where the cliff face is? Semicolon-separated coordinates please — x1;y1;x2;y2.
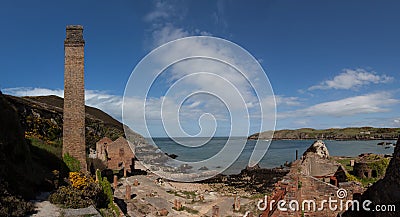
343;137;400;217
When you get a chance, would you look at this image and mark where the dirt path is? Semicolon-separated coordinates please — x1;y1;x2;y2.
31;192;61;217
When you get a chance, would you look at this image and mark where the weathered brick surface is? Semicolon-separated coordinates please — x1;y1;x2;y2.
265;159;362;217
63;25;87;171
106;137;135;172
96;137;113;161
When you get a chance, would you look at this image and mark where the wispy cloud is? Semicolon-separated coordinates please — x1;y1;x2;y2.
275;95;301;106
150;23;190;47
143;1;172;22
280;92;399;118
212;0;228;32
144;0;212;48
309;68;394;90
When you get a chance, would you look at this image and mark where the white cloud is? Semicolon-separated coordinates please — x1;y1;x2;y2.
143;1;171;22
280;92;399;118
145;1;212;48
212;0;228;31
3;87;64;97
309;68;394;90
151;23;190;47
3;87;124;120
275;95;301;106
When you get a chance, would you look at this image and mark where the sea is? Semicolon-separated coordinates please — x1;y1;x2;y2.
149;137;396;175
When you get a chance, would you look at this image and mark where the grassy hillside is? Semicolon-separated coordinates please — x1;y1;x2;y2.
249;127;400;140
26;95;122;129
4;94;127;150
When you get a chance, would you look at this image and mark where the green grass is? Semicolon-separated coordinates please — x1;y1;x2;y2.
336;158;355;172
181;190;196;199
244;193;266;199
166;190;196;199
63;153;81;172
338;155;390;187
359;177;380;186
183;206;199;214
29;137;62;158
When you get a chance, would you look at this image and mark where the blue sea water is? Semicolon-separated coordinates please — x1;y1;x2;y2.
149;137;396;174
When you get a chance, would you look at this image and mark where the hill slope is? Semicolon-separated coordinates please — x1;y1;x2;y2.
3;94;135;150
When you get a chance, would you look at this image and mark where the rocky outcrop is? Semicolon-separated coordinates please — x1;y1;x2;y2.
303;140;330;158
301;140;339;177
343;137;400;217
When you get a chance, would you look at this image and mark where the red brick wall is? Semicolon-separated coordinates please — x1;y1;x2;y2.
106;137;135;172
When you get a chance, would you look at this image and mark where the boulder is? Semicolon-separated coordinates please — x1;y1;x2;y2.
303;140;330;159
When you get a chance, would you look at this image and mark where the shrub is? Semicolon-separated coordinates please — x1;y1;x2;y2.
97;170;120;216
88;158;107;175
49;172;107;209
346;173;359;182
63;153;81;172
69;172;94;189
369;157;390;177
0;195;35;217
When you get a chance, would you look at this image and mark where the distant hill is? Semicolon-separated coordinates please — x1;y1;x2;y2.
249;127;400;140
24;95;122;128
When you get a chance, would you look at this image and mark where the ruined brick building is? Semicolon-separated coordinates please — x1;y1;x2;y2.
96;137;135;172
96;137;113;161
262;141;365;217
62;25;87;171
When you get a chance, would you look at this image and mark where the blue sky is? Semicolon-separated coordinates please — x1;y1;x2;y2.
1;0;400;136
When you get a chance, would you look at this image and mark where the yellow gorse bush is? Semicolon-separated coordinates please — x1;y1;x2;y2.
69;172;94;190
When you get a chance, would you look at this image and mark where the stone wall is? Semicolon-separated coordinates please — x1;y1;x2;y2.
63;25;87;171
106;137;135;172
300;154;340;177
353;162;373;178
96;137;113;161
265;158;363;216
